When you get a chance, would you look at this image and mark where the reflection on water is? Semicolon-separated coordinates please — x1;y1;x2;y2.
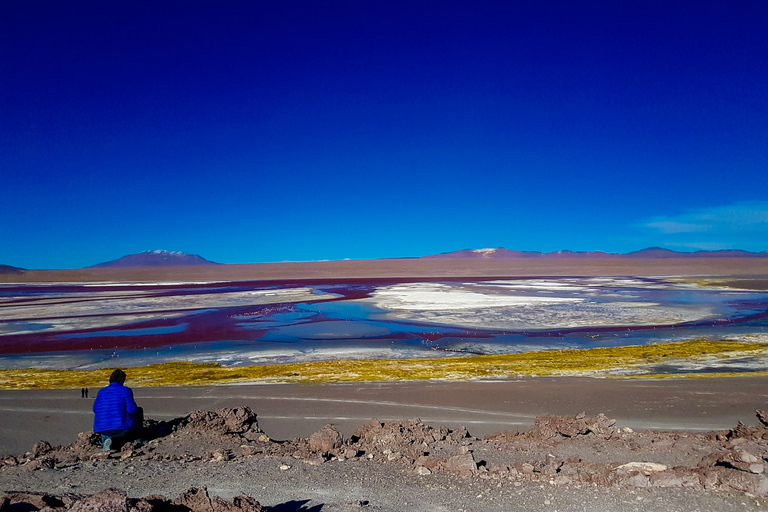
0;277;766;370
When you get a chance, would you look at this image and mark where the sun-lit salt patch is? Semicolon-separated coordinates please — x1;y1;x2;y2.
478;280;589;292
483;276;720;291
0;311;192;335
0;321;52;336
0;287;331;323
364;282;717;330
370;283;582;312
720;333;768;344
0;289;154;305
0;353;111;370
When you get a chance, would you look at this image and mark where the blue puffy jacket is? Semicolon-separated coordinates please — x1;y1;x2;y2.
93;382;138;433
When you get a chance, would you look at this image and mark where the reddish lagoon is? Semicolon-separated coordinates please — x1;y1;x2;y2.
1;277;767;372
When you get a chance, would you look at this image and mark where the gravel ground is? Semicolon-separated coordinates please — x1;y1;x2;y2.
2;408;767;511
1;455;765;511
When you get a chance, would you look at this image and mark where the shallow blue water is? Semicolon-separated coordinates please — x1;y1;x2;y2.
0;277;767;370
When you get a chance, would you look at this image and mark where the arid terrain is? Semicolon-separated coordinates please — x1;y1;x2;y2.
2;258;768;510
2;378;768;511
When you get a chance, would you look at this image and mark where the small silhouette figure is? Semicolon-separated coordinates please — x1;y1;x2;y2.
81;388;85;398
85;387;89;398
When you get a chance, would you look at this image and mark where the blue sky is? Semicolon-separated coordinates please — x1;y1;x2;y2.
2;1;767;268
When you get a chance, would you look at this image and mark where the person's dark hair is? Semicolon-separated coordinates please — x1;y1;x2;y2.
109;369;126;384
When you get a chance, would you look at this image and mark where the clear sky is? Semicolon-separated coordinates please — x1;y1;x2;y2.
2;1;767;269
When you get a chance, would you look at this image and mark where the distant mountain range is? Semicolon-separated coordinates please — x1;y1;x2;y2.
3;247;766;272
89;250;220;268
423;247;768;259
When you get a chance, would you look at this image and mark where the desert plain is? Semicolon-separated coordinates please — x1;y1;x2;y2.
1;257;768;511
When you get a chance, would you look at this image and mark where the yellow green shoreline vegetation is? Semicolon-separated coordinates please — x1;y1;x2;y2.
1;340;767;390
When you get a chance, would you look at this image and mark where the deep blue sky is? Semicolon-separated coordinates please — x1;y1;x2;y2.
2;1;767;268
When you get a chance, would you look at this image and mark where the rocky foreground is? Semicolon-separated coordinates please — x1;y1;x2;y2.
2;408;768;511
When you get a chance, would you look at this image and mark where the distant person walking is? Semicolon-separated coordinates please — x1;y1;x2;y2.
85;387;88;398
80;388;85;398
93;369;143;451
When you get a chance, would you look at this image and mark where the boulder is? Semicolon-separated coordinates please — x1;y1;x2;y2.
74;431;101;451
1;491;73;510
528;413;617;440
444;453;477;477
32;440;53;457
615;462;667;475
175;487;264;512
309;425;343;453
414;455;441;471
2;488;267;512
717;471;768;496
181;407;261;435
69;488;128;512
756;409;768;427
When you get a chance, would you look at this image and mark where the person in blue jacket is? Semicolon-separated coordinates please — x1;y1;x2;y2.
93;369;143;451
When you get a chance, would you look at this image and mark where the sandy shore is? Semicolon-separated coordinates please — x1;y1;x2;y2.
3;375;768;456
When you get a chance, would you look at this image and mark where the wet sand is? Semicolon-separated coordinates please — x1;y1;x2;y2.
3;375;768;456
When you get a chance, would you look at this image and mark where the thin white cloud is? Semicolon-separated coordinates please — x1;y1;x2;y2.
645;221;711;234
634;202;768;251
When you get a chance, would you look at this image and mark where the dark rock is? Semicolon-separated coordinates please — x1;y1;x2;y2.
698;469;718;489
181;407;261;435
649;468;701;488
1;491;72;510
69;488;128;512
1;456;18;467
726;421;762;440
444;453;477;477
74;431;102;451
309;425;343;453
717;470;768;496
756;409;768;427
448;426;471;442
32;440;53;457
527;413;617;440
240;445;260;457
21;456;56;472
212;495;264;511
175;487;215;512
623;473;650;488
173;488;265;511
414;455;442;470
483;430;519;442
3;488;266;512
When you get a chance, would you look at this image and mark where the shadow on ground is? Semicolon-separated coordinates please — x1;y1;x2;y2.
269;499;323;512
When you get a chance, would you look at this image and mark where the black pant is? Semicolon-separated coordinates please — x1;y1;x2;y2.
99;407;144;445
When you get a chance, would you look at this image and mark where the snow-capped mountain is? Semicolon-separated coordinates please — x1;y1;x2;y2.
423;247;768;259
89;250;220;268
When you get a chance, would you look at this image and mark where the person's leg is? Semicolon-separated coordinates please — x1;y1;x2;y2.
99;429;128;451
128;407;145;443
